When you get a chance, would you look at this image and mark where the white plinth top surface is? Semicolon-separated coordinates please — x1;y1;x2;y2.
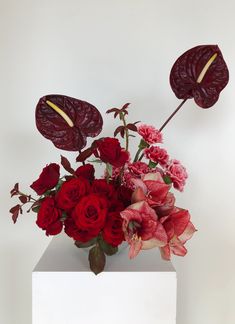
33;234;175;273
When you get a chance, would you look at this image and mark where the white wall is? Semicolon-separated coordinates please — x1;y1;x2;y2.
1;1;235;323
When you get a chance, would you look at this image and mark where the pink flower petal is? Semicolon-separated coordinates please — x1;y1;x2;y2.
129;238;143;259
143;172;164;183
163;219;175;241
160;245;171;260
145;180;169;206
142;238;166;250
170;209;190;236
154;221;168;244
178;221;197;243
132;187;146;203
171;242;187;257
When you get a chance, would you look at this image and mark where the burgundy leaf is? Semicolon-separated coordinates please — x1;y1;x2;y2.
9;204;21;214
76;147;94;162
122;103;130;110
120;128;125;138
10;183;19;197
36;95;103;151
19;196;28;204
61;155;75;174
170;45;229;108
114;111;120;118
126;123;137;131
106;108;119;114
10;204;21;223
12;210;19;223
114;126;124;137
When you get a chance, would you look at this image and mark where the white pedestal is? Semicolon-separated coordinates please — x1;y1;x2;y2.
32;234;176;324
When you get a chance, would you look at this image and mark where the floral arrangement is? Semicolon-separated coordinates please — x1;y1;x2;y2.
10;45;229;274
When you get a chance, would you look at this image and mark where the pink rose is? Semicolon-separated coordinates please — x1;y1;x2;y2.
120;201;168;258
159;208;196;260
137;124;163;144
144;146;169;167
166;159;188;191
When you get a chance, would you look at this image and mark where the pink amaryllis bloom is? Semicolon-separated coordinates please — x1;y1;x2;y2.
120;201;168;259
137;124;163;144
166;159;188;192
131;172;170;207
159;208;196;260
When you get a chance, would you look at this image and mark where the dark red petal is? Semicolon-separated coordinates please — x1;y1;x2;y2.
36;95;103;151
170;45;229;108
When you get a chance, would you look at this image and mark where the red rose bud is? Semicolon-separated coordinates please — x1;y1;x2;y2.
72;193;108;235
56;177;90;211
75;164;95;181
95;137;129;167
102;212;125;247
36;197;62;235
170;45;229;108
30;163;60;195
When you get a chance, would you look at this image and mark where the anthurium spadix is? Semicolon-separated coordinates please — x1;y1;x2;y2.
170;45;229;108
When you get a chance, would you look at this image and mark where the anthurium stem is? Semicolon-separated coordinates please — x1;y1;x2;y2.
159;98;187;132
136;99;188;162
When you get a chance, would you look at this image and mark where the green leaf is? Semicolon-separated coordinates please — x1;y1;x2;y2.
32;206;40;213
75;237;97;248
148;160;157;168
88;245;106;275
163;175;172;184
106;163;113;177
98;237;118;256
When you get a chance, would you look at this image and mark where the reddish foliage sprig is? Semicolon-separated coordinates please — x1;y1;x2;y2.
9;183;38;223
106;103;140;139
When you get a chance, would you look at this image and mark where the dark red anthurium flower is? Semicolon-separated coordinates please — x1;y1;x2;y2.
35;94;103;151
170;45;229;108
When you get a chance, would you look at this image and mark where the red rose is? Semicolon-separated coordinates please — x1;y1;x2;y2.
36;197;62;236
108;198;124;212
30;163;60;195
45;220;63;236
73;193;107;235
92;179;115;200
116;185;133;208
56;177;90;210
95;137;129;167
64;217;97;242
75;164;95;181
103;212;124;246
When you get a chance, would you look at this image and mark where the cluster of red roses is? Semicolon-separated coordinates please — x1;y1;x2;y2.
31;158;132;248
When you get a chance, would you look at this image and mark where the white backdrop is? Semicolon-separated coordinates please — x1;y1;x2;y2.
1;1;235;323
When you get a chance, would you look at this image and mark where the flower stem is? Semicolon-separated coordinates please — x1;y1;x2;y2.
120;112;129;151
159;99;187;132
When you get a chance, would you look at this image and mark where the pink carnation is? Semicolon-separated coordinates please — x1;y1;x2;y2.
144;146;169;167
166;159;188;192
137;124;163;144
128;162;150;176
